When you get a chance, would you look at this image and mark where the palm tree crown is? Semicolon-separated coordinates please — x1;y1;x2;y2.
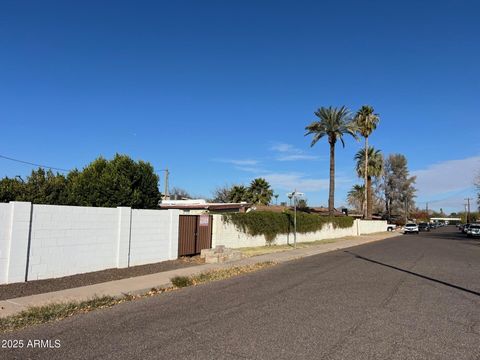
355;147;384;178
347;184;365;213
305;106;358;147
354;105;380;138
249;178;273;205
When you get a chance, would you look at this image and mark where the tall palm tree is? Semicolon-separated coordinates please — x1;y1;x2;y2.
355;146;383;219
354;105;380;219
347;184;365;213
305;106;358;215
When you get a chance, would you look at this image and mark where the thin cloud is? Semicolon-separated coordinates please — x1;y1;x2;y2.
270;143;300;153
277;154;319;161
214;159;260;166
262;172;329;192
270;142;320;162
412;155;480;197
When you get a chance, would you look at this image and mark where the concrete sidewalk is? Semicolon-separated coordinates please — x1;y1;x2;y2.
0;232;400;318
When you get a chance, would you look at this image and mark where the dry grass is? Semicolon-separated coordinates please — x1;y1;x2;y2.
172;262;276;287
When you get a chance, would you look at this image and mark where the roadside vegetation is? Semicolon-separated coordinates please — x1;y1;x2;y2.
0;262;275;333
170;262;275;287
0;154;161;208
223;211;354;242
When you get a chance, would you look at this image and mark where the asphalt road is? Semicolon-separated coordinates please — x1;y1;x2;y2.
2;226;480;359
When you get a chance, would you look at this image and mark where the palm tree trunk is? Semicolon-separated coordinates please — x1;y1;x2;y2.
367;176;373;219
364;137;369;219
328;139;335;216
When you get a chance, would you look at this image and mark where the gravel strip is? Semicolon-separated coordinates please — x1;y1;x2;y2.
0;257;203;301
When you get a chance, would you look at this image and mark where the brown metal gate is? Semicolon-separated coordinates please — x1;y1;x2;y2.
178;215;212;256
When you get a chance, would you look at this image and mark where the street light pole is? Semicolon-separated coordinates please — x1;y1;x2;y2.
287;190;304;249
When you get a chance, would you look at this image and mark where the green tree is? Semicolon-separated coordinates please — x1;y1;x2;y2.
0;177;25;202
68;154;161;208
355;147;383;219
381;154;416;220
347;184;365;213
305;106;358;215
248;178;273;205
0;169;68;205
354;105;380;219
20;168;69;205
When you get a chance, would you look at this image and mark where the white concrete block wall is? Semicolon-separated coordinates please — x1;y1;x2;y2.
0;202;181;284
129;209;180;266
211;215;387;249
6;202;32;283
27;205;119;280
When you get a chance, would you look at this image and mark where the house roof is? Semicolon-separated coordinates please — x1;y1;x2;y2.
158;202;250;211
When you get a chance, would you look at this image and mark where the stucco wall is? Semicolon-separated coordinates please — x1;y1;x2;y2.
211;215;387;249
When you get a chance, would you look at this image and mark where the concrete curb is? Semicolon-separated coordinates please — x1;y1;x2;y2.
0;232;401;318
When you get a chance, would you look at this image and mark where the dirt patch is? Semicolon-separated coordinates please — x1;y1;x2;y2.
0;256;204;301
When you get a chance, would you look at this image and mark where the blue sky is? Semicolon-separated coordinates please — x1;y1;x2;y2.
1;0;479;212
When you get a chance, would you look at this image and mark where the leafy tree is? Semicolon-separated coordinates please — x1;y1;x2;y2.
347;184;365;213
67;154;161;208
381;154;416;220
354;146;383;219
305;106;358;215
248;178;273;205
0;177;25;203
0;169;68;205
354;105;380;218
20;168;69;205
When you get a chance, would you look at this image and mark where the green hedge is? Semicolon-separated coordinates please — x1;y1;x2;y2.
222;211;354;243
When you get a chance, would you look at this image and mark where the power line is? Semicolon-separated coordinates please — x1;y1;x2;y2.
0;154;70;173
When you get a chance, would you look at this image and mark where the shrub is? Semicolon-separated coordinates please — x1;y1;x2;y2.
171;276;193;288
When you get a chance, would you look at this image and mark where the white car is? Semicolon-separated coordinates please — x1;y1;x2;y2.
403;223;419;234
467;224;480;237
386;224;397;231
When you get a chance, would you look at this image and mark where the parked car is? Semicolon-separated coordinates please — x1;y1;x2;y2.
386;224;397;231
418;223;430;232
403;223;419;234
462;224;471;234
466;224;480;237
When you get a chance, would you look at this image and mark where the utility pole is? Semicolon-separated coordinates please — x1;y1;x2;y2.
159;168;170;201
164;168;169;200
465;198;472;223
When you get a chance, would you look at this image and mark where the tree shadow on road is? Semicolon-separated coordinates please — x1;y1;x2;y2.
344;250;480;297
